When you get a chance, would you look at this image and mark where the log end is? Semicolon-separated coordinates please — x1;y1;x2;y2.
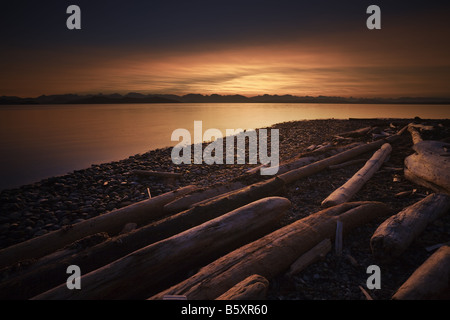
370;232;403;262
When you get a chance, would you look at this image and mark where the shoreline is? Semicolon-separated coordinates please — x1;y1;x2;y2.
1;117;449;300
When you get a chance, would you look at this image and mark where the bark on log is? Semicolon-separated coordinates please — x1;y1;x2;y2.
404;140;450;194
392;245;450;300
0;185;196;270
216;275;269;300
163;181;245;214
286;239;331;277
370;193;450;260
321;143;392;207
32;197;291;300
278;135;400;184
1;177;285;299
150;201;391;300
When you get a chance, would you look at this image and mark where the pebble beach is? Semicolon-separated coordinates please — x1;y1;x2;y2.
1;118;449;300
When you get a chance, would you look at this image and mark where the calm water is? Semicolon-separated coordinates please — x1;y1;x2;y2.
0;103;449;190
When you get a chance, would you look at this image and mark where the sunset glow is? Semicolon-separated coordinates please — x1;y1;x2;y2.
1;1;450;98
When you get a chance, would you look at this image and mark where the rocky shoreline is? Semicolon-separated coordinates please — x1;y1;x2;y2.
1;118;449;300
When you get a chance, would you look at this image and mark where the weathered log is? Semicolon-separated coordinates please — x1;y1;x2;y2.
216;274;269;300
131;170;181;179
163;181;245;214
328;159;367;170
370;193;450;260
1;177;285;299
278;135;400;184
337;126;372;138
247;143;338;176
286;239;331;277
407;125;423;144
150;201;391;300
32;197;291;300
404;140;450;194
0;185;196;270
321;143;392;207
392;245;450;300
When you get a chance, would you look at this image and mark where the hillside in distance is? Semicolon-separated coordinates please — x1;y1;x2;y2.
1;93;450;105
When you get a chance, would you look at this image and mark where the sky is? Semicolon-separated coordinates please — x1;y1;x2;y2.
1;0;450;98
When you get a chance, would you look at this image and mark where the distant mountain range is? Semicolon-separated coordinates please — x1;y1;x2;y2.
1;93;450;105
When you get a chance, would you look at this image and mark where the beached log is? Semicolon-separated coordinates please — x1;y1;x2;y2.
407;125;423;144
404;140;450;194
321;143;392;207
337;126;372;138
392;245;450;300
32;197;291;300
0;185;196;270
150;201;391;300
370;193;450;260
328;159;367;170
163;181;245;214
131;170;181;179
216;275;269;300
286;239;331;277
247;143;337;176
1;177;285;299
278;135;400;184
409;124;435;131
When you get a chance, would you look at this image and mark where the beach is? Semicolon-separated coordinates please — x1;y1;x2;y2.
1;118;449;300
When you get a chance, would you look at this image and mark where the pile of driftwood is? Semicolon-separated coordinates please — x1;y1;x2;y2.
0;121;448;300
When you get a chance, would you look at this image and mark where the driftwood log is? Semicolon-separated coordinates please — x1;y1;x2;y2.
392;245;450;300
1;177;285;299
321;143;392;207
404;140;450;194
278;134;401;184
32;197;291;300
215;274;269;300
0;185;196;270
150;201;391;300
370;193;450;260
163;181;246;214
